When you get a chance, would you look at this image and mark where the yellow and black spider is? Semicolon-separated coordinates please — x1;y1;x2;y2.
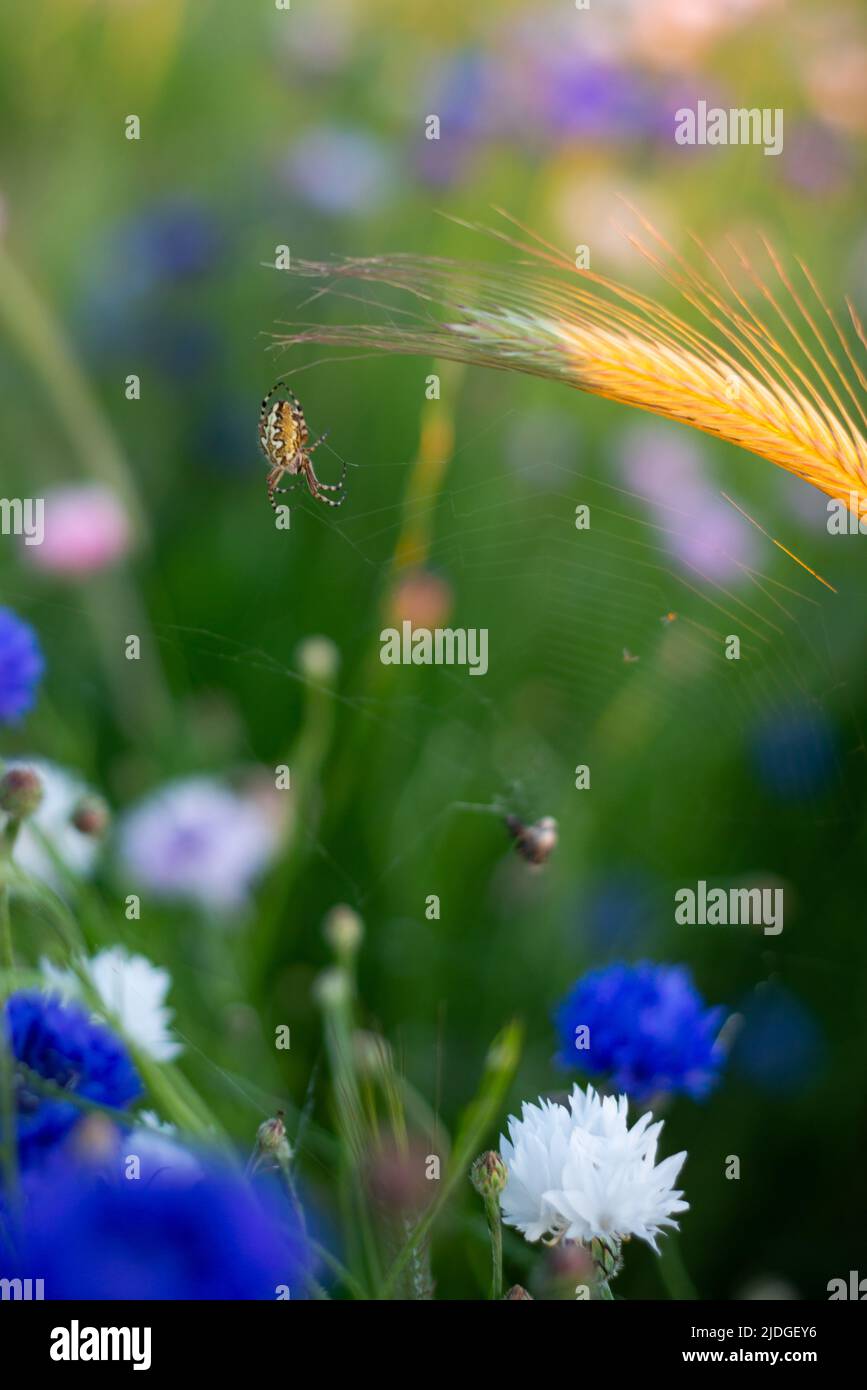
258;380;347;510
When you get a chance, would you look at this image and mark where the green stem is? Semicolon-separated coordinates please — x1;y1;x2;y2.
252;662;338;982
310;1239;369;1301
0;880;13;977
317;969;382;1291
485;1195;503;1300
0;246;179;746
379;1020;523;1299
133;1051;226;1144
274;1147;309;1242
0;244;146;536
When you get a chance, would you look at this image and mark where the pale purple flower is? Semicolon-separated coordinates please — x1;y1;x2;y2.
118;777;278;913
489;12;671;145
283;126;394;215
540;58;661;142
617;422;758;581
781;120;852;197
618;422;710;508
667;506;758;583
414;50;493;186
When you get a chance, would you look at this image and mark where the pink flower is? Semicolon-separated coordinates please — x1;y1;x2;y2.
26;486;132;577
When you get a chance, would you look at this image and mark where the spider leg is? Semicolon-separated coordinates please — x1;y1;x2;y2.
310;445;348;493
307;431;330;452
260;379;288;418
260;381;307;430
299;456;346;508
313;488;346;508
267;467;299;512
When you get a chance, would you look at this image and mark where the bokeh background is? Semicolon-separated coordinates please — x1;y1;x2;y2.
1;0;866;1298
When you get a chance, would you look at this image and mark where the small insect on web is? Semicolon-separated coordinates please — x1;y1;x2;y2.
258;379;348;510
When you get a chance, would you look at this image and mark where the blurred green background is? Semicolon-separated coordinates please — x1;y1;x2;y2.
1;0;866;1298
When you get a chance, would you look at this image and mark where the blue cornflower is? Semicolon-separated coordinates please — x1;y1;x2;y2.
10;1157;313;1299
751;707;835;800
2;991;142;1168
0;609;44;724
733;983;825;1095
554;961;726;1101
125;196;223;282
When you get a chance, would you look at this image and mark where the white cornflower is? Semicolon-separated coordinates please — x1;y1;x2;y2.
499;1084;687;1252
41;946;182;1061
9;758;101;889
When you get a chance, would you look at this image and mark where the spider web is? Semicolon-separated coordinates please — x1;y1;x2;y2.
9;359;861;1152
131;373;865;1148
153;362;864;906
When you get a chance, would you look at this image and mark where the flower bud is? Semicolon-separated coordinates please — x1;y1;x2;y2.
71;794;110;837
0;766;43;820
505;814;558;867
255;1110;293;1165
297;635;339;684
504;1285;533;1300
323;903;363;960
312;966;351;1009
470;1150;507;1199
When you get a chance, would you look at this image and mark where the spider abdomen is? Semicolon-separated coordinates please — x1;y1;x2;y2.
262;401;306;464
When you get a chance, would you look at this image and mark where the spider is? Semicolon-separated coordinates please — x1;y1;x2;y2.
258;380;347;510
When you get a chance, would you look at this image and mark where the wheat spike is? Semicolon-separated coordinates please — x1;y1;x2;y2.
272;210;867;521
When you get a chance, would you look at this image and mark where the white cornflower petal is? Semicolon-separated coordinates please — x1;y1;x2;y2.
41;947;182;1061
556;1131;688;1251
88;948;182;1061
136;1110;176;1135
499;1097;574;1241
40;957;79;1002
567;1083;628;1137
